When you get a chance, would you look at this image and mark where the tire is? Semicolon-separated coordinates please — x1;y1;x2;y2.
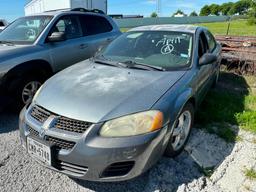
164;103;194;157
10;74;46;109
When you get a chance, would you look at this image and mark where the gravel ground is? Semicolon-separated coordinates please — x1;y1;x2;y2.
0;111;256;192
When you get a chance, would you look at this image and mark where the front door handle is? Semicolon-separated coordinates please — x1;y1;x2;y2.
79;44;88;49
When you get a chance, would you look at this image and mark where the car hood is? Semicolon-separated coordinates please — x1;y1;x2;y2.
34;60;186;123
0;44;38;62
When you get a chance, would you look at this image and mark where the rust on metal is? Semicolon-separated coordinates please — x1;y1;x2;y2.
216;35;256;74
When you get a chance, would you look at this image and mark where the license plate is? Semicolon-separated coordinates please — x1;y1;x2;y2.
27;137;51;166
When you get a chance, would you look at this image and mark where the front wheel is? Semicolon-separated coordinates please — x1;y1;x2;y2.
10;75;44;109
164;103;194;157
21;80;42;105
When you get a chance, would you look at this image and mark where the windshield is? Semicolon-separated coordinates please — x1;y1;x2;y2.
100;31;193;70
0;16;53;45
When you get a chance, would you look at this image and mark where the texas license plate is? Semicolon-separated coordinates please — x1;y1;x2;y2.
27;137;51;165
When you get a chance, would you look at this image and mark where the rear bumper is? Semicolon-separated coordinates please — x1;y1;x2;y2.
19;107;169;182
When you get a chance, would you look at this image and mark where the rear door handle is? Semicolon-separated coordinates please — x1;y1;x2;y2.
79;44;88;49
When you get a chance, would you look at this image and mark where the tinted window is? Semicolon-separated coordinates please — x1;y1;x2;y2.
50;16;82;40
0;21;4;27
79;15;113;36
205;31;216;52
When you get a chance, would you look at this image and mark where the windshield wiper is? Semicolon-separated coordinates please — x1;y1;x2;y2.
0;40;14;45
93;55;128;68
122;60;165;71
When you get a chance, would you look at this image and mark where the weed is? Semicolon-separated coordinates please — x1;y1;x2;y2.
198;166;215;177
244;168;256;180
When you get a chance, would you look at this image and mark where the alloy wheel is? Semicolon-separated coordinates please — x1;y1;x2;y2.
21;81;41;105
171;110;192;151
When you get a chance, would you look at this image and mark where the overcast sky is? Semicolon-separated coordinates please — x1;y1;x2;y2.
0;0;237;22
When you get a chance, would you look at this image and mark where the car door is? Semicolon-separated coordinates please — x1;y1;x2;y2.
195;31;216;104
205;30;221;81
45;15;85;71
78;14;117;58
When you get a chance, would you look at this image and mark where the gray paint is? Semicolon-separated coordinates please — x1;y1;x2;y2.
20;25;222;181
34;60;186;123
0;11;121;90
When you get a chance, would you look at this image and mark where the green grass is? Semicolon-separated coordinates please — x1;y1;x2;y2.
196;72;256;142
121;20;256;36
121;28;129;32
197;20;256;36
244;168;256;180
198;166;215;177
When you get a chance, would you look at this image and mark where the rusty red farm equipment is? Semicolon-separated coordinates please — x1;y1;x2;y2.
215;35;256;75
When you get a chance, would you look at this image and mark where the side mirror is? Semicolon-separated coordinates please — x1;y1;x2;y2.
47;32;66;42
199;53;217;66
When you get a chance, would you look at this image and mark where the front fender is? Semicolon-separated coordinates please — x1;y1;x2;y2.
173;88;194;121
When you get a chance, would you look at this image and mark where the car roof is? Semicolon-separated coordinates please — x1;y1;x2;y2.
129;25;200;33
25;10;105;17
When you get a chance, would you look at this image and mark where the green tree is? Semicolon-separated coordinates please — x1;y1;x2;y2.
190;11;198;16
172;9;185;16
220;2;234;15
151;12;158;18
209;4;221;15
229;0;252;15
248;0;256;24
200;5;211;16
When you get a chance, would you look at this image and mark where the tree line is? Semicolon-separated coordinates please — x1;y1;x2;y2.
150;0;256;19
199;0;255;16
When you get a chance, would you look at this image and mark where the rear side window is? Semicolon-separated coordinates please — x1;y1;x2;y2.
205;31;216;52
79;15;113;36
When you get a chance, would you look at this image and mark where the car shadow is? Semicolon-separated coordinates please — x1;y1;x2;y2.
0;72;250;191
72;127;236;192
196;71;250;141
73;72;249;191
0;110;19;134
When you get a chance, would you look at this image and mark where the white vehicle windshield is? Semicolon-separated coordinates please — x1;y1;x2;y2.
101;31;194;70
0;16;53;45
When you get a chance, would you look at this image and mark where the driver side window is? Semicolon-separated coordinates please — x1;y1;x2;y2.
50;16;82;40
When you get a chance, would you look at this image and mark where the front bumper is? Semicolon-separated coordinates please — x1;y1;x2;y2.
19;107;169;182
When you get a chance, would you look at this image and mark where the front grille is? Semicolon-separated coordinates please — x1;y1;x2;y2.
27;126;75;150
101;161;135;178
29;105;93;134
55;117;92;134
47;136;75;150
56;161;88;176
27;126;39;137
30;105;51;123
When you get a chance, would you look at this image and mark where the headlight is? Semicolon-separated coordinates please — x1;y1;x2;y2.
100;110;163;137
